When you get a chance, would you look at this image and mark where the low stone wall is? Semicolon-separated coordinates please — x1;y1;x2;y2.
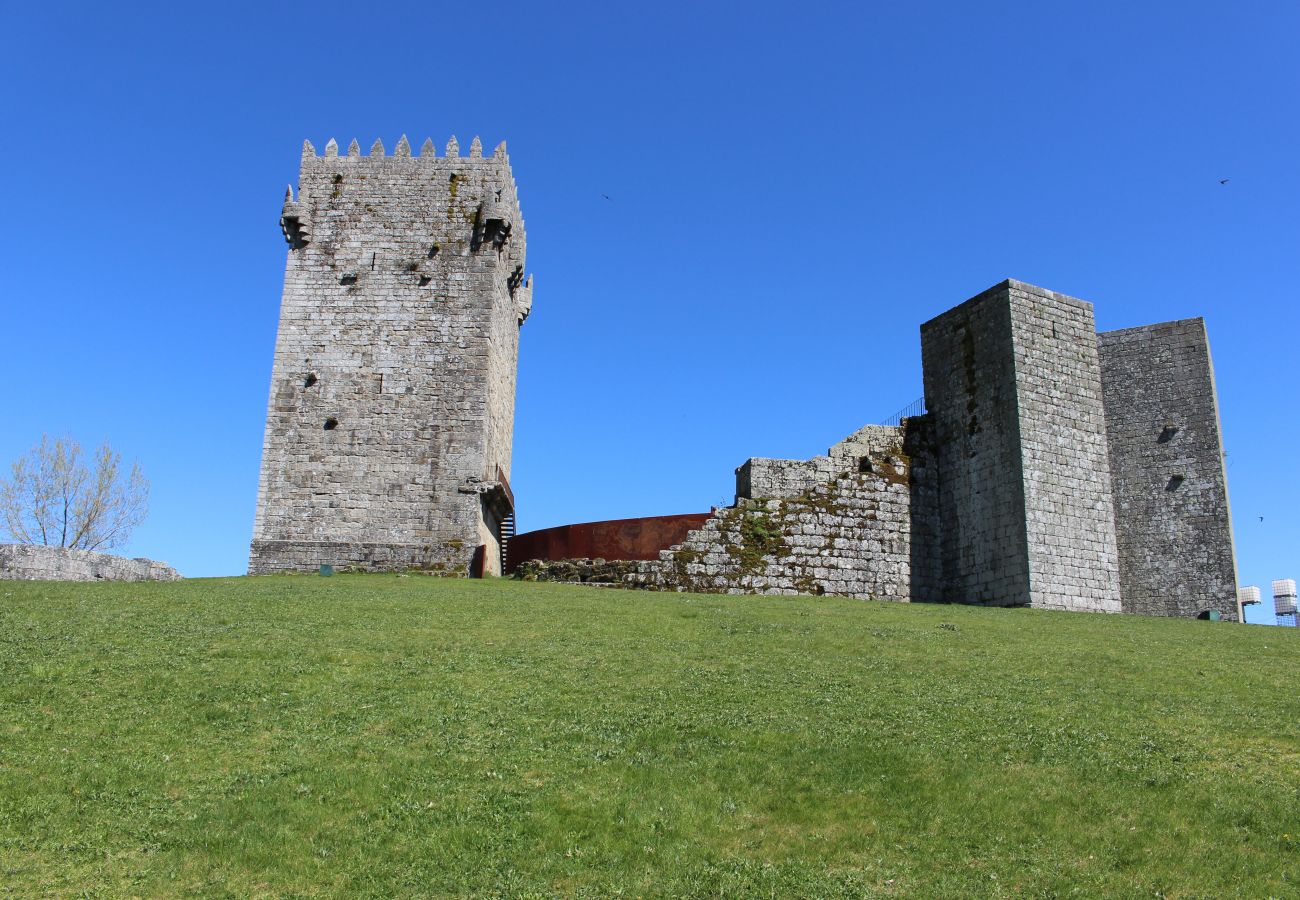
0;544;182;582
513;558;641;585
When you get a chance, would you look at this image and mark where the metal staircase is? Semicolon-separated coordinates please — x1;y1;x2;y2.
499;510;516;574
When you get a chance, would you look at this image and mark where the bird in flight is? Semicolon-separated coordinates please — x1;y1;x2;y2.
601;193;612;201
1219;179;1230;185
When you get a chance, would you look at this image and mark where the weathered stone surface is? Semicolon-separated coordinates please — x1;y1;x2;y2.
633;423;935;602
921;281;1123;613
248;137;532;576
514;558;641;585
0;544;181;582
1098;318;1238;619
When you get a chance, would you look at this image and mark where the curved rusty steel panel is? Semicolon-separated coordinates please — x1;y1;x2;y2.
506;512;713;573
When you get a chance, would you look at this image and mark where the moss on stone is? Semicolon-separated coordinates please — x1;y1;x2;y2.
726;508;790;574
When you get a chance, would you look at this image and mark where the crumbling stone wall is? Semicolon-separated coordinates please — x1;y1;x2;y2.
0;545;181;582
1098;319;1239;619
633;423;936;601
921;281;1122;612
514;558;641;585
249;136;531;576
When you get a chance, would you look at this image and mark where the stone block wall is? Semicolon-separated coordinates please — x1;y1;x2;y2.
515;558;642;584
633;423;936;601
0;545;181;582
249;136;531;576
1006;283;1122;612
920;283;1032;605
1098;319;1239;619
921;281;1121;612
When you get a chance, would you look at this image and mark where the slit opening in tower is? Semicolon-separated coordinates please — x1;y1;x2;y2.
1166;474;1185;491
323;418;339;431
304;373;318;388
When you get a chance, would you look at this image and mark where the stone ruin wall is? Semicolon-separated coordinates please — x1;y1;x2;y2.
249;136;531;576
1098;319;1239;619
628;423;941;601
0;545;182;582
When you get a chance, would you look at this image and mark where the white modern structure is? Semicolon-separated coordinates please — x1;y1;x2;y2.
1272;579;1297;627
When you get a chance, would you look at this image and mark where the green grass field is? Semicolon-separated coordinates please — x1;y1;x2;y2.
1;576;1296;897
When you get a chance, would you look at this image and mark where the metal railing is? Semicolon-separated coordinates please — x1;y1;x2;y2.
877;396;926;426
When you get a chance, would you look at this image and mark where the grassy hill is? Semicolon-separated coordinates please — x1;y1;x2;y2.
1;576;1296;897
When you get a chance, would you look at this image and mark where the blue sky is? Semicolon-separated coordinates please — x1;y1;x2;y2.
1;1;1296;622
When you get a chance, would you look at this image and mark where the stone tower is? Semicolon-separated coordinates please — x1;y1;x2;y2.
249;135;532;576
919;281;1123;612
1097;318;1239;617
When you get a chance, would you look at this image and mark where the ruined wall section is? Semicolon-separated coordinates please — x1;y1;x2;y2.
249;136;529;575
0;545;182;582
1006;282;1122;613
920;284;1031;605
634;423;936;601
1098;319;1238;619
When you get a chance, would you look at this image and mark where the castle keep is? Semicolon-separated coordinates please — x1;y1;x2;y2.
249;136;531;576
250;137;1238;619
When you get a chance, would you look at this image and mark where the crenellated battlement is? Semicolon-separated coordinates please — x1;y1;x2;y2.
301;134;511;162
292;134;526;237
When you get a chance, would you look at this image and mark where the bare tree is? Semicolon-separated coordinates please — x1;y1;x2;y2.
0;435;149;551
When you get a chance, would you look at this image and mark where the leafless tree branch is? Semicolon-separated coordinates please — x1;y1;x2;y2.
0;435;150;552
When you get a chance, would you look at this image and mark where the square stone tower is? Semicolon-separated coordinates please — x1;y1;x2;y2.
1098;318;1239;619
249;135;532;576
920;280;1123;612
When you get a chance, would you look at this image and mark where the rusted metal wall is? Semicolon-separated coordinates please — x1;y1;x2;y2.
506;513;712;573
